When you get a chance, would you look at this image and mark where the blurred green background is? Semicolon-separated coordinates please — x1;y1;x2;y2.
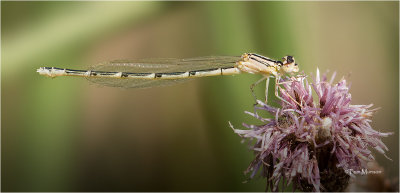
2;1;398;192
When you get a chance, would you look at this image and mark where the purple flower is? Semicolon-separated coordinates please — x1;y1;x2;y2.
231;69;393;192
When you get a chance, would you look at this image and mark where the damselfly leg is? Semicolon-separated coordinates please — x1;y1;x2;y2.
250;76;269;103
275;75;306;108
250;75;300;107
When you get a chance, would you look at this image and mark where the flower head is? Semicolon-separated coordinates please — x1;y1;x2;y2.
231;69;392;192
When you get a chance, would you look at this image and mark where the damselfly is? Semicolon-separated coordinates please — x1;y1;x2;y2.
37;53;299;104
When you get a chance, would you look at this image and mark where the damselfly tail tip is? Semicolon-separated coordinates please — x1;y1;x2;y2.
36;67;55;77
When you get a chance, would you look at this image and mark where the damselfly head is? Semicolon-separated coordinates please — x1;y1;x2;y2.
281;55;299;74
282;56;295;64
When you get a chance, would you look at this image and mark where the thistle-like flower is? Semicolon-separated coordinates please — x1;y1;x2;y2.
231;69;392;192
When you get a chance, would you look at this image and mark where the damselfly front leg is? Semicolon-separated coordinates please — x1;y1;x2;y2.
275;74;308;107
274;76;303;107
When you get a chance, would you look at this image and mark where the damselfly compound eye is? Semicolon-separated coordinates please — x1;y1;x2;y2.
286;56;294;64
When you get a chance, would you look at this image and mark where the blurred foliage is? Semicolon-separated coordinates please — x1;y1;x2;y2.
2;1;398;192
